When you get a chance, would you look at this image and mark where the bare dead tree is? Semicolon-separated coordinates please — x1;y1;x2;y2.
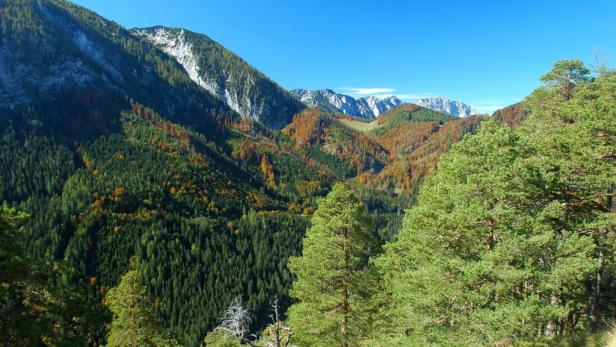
592;47;609;77
213;296;294;347
262;297;293;347
216;296;257;346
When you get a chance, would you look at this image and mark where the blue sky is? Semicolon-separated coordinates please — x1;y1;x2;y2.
73;0;616;113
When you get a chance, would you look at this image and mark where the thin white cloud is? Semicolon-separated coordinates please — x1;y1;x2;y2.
474;105;505;113
472;97;522;113
476;100;504;105
337;87;396;96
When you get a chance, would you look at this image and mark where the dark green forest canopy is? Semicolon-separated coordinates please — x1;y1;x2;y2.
0;105;317;345
0;1;318;345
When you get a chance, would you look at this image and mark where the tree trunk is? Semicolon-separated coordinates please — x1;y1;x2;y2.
546;294;559;336
590;248;604;331
342;287;349;347
341;228;350;347
274;298;281;347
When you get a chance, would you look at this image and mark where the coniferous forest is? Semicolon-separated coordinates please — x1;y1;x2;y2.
0;0;615;346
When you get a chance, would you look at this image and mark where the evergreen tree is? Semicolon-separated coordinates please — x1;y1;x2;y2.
375;68;616;346
0;204;32;345
287;183;379;346
540;59;590;100
0;204;107;345
106;268;181;347
524;66;616;332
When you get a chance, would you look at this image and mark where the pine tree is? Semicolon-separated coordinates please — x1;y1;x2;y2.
105;268;181;347
524;67;616;333
540;59;590;100
375;68;616;346
287;183;378;347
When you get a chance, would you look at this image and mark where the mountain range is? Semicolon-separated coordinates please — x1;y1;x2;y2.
289;89;479;119
413;96;479;117
289;88;402;119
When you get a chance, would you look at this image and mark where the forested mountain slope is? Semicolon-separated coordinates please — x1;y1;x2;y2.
0;0;318;345
282;108;389;175
0;1;422;345
0;103;311;345
134;26;305;129
338;104;483;194
0;0;238;142
492;102;528;128
374;115;484;194
0;2;487;340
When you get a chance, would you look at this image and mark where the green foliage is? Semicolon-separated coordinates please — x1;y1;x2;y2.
307;145;354;179
287;183;380;346
0;104;309;345
5;0;613;345
0;128;75;203
204;329;242;346
0;204;30;312
0;0;49;47
138;211;305;345
375;70;616;346
0;204;109;345
540;59;591;100
367;104;455;137
0;204;49;346
106;269;181;347
350;182;413;241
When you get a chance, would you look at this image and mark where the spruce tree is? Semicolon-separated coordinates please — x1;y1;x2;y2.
287;183;378;346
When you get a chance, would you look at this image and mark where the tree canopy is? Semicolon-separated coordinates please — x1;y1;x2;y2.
540;59;591;100
106;268;181;347
374;63;616;346
287;183;379;346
